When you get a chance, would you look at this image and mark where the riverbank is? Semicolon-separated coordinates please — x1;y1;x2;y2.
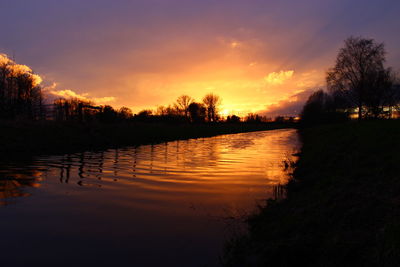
0;121;294;158
225;120;400;266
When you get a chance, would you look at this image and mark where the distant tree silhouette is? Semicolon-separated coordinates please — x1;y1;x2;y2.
188;102;206;123
363;69;397;118
202;93;221;122
156;106;168;116
300;89;349;125
53;98;98;121
226;115;241;123
175;95;193;118
327;37;396;119
245;113;262;123
300;90;329;125
135;109;153;122
393;84;400;116
274;116;286;123
137;110;152;117
118;107;133;120
54;99;135;123
156;105;180;116
96;105;118;122
0;58;43;120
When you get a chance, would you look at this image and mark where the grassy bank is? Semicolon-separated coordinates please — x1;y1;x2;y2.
225;120;400;266
0;121;293;158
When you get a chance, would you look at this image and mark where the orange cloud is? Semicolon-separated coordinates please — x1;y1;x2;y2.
92;96;117;104
264;70;294;85
48;88;116;105
49;89;89;101
0;54;43;87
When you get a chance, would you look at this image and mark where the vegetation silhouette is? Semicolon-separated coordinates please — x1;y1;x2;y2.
327;37;398;120
300;89;349;126
225;120;400;266
202;93;221;122
226;36;400;266
0;55;44;120
226;115;241;123
175;94;193;118
301;37;400;126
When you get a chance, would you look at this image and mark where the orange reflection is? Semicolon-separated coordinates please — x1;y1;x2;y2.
0;170;42;206
5;129;298;216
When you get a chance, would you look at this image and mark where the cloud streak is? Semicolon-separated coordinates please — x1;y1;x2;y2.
47;87;116;105
264;70;294;85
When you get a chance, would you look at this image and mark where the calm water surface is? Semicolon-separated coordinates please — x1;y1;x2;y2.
0;129;299;266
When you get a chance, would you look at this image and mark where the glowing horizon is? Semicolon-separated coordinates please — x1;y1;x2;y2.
1;0;399;116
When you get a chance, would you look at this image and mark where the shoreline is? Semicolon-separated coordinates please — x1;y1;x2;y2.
225;119;400;266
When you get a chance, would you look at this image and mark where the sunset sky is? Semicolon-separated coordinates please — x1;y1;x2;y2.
1;0;399;116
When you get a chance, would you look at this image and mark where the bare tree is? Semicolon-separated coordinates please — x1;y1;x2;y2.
175;95;193;117
326;36;394;120
202;93;221;122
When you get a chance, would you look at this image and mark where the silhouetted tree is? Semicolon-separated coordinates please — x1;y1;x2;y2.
300;90;329;125
175;95;193;118
226;115;241;123
156;106;167;116
133;109;153;122
169;105;180;116
300;89;349;125
274;116;286;123
363;68;397;118
137;110;152;117
202;93;221;122
0;57;43;120
327;37;395;119
188;102;206;123
97;105;118;122
245;113;261;123
393;84;400;116
118;106;133;120
53;98;98;121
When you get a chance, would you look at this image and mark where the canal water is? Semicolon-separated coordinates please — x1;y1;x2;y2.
0;129;299;266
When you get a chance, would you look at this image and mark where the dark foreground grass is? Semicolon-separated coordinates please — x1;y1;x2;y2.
224;120;400;266
0;120;292;158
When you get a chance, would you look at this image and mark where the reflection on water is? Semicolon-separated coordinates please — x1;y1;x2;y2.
0;167;43;205
0;129;299;267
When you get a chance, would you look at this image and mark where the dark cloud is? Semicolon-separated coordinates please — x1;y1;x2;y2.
260;89;316;117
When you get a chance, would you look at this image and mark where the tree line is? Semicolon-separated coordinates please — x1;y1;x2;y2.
0;63;281;124
51;93;288;124
52;93;224;123
301;36;400;125
9;36;395;127
117;94;282;124
0;55;44;120
137;93;222;123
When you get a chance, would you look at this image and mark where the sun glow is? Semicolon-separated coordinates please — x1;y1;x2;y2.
220;109;230;117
